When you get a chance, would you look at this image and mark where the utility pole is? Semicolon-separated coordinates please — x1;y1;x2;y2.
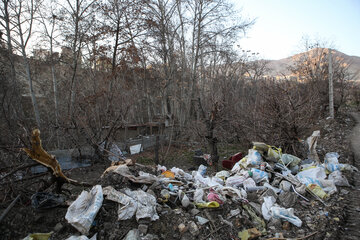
328;48;334;118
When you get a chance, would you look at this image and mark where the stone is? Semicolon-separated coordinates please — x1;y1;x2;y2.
54;223;63;232
188;221;199;236
282;221;291;230
267;218;282;229
190;209;200;216
278;192;297;208
178;223;186;233
138;224;148;235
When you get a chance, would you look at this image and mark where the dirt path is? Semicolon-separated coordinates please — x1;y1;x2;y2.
342;112;360;239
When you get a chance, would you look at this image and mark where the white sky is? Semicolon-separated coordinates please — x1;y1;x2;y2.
232;0;360;60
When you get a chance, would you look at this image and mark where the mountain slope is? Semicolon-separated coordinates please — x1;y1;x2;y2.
265;49;360;81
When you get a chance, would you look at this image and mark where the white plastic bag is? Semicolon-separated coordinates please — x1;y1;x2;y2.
281;154;301;168
103;186;137;220
193;189;205;203
271;207;302;227
65;185;103;235
328;170;350;187
215;170;230;179
251;168;269;183
225;175;247;188
279;180;292;192
296;166;326;186
261;196;276;220
243;178;256;190
247;149;262;166
198;165;207;176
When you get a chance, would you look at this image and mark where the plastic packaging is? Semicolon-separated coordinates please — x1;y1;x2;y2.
103;186;137;220
65;185;103;235
23;232;53;240
162;170;175;179
281;154;301;168
178;190;190;207
251;168;269;183
195;201;220;208
307;184;327;199
324;152;358;172
306;130;320;163
207;189;224;204
31;192;64;210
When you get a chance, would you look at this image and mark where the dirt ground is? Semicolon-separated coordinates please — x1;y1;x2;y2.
1;110;360;240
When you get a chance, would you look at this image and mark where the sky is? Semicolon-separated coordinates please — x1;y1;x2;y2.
232;0;360;60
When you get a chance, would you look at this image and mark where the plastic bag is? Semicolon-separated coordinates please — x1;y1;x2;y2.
279;180;292;192
271;207;302;227
103;186;137;220
215;170;230;180
65;185;103;235
193;189;205;203
220;187;247;200
251;168;269;183
247;149;262;166
124;189;159;221
207;189;224;204
328;170;350;187
306;130;320;163
324;152;358;172
178;190;190;207
157;165;166;172
225;175;247;188
243;178;257;190
198;165;207;176
267;146;282;161
31;192;64;210
296;166;326;186
261;196;276;220
281;154;301;168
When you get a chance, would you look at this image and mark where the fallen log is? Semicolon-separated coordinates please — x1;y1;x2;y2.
22;129;92;190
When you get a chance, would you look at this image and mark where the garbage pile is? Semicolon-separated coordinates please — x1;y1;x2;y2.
28;131;357;240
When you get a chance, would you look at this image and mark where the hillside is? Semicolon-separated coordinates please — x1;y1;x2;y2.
265;49;360;81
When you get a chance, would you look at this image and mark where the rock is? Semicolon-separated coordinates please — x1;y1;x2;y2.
124;229;141;240
178;223;186;233
282;221;291;230
188;221;199;236
190;209;200;216
54;223;63;232
278;192;297;208
268;218;282;229
138;224;148;235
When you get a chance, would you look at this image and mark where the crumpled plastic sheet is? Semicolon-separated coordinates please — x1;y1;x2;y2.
328;170;350;186
65;185;103;235
261;196;302;227
103;186;159;221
